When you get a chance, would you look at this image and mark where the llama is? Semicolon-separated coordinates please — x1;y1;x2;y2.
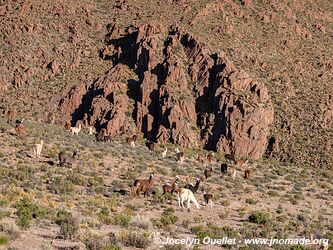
236;159;249;168
206;152;215;163
184;178;201;194
64;121;71;130
126;135;137;147
163;180;178;195
244;170;250;180
145;139;155;151
161;148;168;158
70;123;82;135
197;154;205;163
204;166;213;180
47;113;55;125
177;188;200;209
59;150;78;167
232;169;236;180
88;126;96;135
131;173;155;198
175;148;184;164
6;109;15;124
33;139;44;158
15;118;25;135
96;128;107;142
221;163;228;175
202;189;213;209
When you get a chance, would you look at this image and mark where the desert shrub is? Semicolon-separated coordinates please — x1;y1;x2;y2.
249;211;270;225
245;198;258;205
112;208;135;227
83;232;107;250
55;209;79;239
87;173;104;187
0;221;20;240
119;231;150;248
157;208;179;228
0;210;10;221
50;176;75;195
130;214;152;229
98;208;113;225
15;198;45;229
0;234;9;245
191;223;238;242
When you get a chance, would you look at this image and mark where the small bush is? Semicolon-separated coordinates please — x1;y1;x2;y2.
15;198;40;229
119;231;150;249
157;208;179;228
112;208;135;227
248;211;270;224
55;209;79;240
130;215;152;229
98;208;112;225
245;199;258;205
0;234;9;245
83;232;107;250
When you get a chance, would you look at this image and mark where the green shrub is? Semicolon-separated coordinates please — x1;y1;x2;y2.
83;232;107;250
245;199;258;205
98;208;112;225
0;234;9;245
112;208;134;227
191;223;238;242
157;208;179;228
248;211;270;224
15;198;42;229
119;231;150;249
55;209;79;239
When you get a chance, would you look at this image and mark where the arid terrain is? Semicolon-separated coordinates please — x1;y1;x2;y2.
0;0;332;249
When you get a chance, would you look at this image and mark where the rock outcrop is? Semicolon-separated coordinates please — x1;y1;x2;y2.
59;64;134;136
59;24;274;159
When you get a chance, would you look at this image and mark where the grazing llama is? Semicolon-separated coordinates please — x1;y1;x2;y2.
177;188;200;209
58;150;78;167
70;123;82;135
33;139;44;158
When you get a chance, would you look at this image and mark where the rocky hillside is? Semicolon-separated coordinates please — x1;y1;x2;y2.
1;0;333;167
0;117;332;249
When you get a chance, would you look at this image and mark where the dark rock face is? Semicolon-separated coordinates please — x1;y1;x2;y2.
59;24;274;159
59;64;133;136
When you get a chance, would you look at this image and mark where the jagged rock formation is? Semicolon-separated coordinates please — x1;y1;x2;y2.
59;64;135;135
59;24;274;159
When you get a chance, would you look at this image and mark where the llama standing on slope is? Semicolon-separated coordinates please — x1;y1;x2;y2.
161;148;168;158
33;139;44;158
202;189;213;209
15;118;25;135
70;123;82;135
175;148;184;164
88;126;96;135
232;169;236;180
177;188;200;209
